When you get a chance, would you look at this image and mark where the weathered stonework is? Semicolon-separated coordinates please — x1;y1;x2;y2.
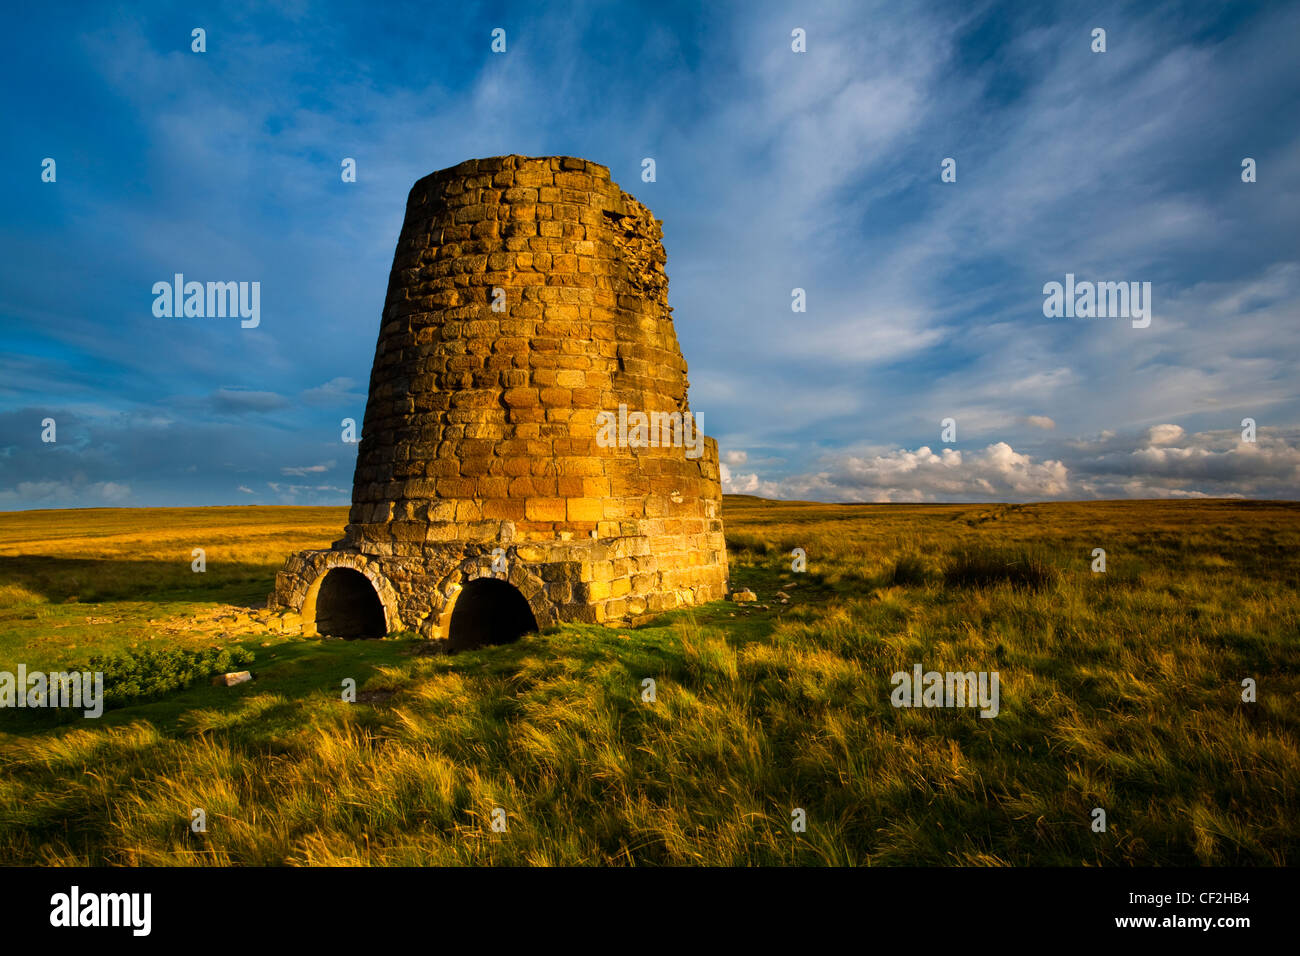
270;155;728;648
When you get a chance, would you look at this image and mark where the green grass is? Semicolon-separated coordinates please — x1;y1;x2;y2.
0;498;1297;865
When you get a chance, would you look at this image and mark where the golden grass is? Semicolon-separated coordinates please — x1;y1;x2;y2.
0;497;1297;865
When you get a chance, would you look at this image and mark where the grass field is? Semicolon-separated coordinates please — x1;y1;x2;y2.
1;497;1297;865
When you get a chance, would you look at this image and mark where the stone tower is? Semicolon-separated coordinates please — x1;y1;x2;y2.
270;155;728;649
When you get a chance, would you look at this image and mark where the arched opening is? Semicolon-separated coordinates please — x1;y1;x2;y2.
311;568;387;639
447;578;539;651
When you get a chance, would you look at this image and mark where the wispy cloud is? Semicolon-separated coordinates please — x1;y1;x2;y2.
1;2;1296;508
281;461;336;477
301;377;363;407
211;388;290;414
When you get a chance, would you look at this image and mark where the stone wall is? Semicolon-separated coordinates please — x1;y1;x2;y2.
270;155;728;645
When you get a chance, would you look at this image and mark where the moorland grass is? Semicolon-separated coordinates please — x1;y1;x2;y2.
942;546;1059;590
0;498;1296;865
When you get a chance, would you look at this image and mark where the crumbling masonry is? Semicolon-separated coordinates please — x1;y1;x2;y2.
270;155;728;649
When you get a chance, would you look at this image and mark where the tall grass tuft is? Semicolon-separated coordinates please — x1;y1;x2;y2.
942;547;1059;590
889;552;929;586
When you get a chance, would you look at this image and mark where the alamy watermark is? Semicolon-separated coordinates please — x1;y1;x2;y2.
890;665;1000;718
50;886;150;936
595;404;704;458
1042;273;1151;328
152;274;260;328
1;666;103;718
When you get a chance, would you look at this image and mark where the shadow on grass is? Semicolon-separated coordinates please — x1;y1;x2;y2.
0;556;280;606
0;635;414;738
942;547;1060;591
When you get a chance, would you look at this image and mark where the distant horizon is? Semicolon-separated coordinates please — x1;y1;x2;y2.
3;494;1297;517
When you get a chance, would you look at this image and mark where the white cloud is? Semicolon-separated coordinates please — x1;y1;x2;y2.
726;441;1068;502
281;461;336;477
729;426;1299;503
1146;424;1185;446
265;481;349;505
0;480;131;507
301;377;363;406
98;482;131;502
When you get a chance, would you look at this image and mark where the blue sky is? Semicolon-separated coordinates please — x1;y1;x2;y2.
2;0;1297;509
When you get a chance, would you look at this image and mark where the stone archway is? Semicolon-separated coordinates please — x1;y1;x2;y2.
426;555;558;644
445;577;539;650
302;566;389;638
